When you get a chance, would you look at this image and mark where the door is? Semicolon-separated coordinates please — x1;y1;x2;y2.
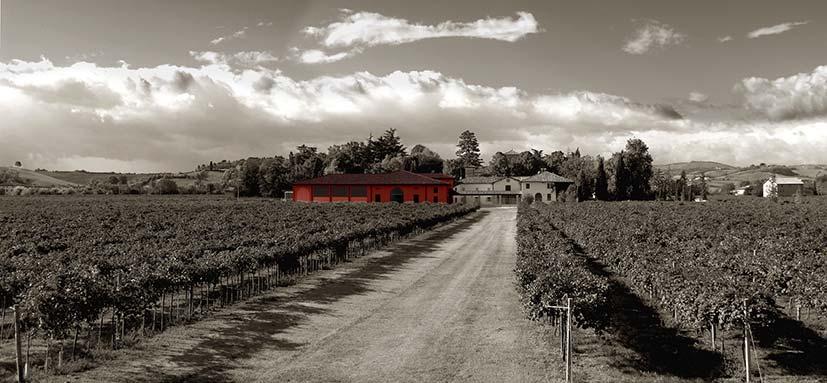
534;192;542;202
374;194;381;202
390;187;404;203
413;194;420;203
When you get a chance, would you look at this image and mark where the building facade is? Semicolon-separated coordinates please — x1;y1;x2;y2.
763;176;804;197
520;171;574;202
293;171;452;203
452;170;573;205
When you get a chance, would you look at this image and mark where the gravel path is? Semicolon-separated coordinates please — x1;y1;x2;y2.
62;207;558;383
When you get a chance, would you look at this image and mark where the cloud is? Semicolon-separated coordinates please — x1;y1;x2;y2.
717;36;733;43
190;51;278;67
737;65;827;120
747;21;809;39
2;58;827;172
623;20;686;54
257;21;273;27
290;48;360;64
688;91;709;103
304;11;540;49
210;27;249;45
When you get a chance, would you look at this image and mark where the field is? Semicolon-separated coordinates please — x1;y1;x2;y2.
517;198;827;381
0;196;476;381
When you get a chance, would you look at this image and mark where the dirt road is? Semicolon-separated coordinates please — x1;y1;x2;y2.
66;207;559;383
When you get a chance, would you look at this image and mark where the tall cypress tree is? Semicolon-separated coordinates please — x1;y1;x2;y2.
594;157;609;201
614;152;628;201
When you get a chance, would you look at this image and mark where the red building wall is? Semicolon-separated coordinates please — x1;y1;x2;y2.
293;184;450;203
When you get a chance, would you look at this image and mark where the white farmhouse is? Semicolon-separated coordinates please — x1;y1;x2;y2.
520;171;574;202
453;176;521;206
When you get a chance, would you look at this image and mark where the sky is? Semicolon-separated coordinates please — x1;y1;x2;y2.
1;0;827;172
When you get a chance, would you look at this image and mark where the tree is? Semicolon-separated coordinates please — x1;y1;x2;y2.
623;139;654;200
576;169;592;201
678;170;688;201
594;157;609;201
455;130;482;167
698;172;708;200
289;145;326;181
152;178;179;194
326;141;369;174
613;151;628;200
240;158;262;197
444;158;465;179
108;175;121;185
544;151;566;174
490;152;511;176
410;145;444;173
258;156;290;197
13;161;22;168
369;129;406;163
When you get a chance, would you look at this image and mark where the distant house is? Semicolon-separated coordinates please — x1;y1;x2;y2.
763;176;803;197
731;185;752;196
520;171;574;202
453;176;521;205
292;170;452;203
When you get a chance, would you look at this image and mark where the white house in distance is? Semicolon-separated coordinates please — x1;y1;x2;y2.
520;171;574;202
453;169;574;205
453;176;522;206
763;175;804;197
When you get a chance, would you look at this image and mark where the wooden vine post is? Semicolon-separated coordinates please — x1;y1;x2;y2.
14;305;24;383
546;298;573;383
743;300;750;383
565;297;572;383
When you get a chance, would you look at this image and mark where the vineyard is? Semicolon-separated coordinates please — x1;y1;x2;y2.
0;195;477;380
517;198;827;380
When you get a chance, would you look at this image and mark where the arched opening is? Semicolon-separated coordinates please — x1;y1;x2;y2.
534;192;542;202
390;187;404;203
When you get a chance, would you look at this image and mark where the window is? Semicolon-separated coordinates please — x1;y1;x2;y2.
351;185;367;197
547;193;552;201
413;194;420;203
374;194;381;202
486;197;491;202
547;183;553;189
525;183;530;189
505;185;511;191
332;185;348;197
312;185;329;196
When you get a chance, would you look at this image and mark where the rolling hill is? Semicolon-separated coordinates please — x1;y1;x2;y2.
0;167;80;187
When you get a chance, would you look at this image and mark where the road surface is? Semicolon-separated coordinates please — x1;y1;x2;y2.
66;207;558;383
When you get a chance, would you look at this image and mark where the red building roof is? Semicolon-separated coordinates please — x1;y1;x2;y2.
294;170;447;185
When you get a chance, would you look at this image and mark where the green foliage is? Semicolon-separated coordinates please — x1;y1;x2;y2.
152;178;179;194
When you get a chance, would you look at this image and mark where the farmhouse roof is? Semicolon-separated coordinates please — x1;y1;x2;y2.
771;176;804;185
522;171;574;183
417;173;454;179
294;170;446;185
453;190;521;195
459;176;504;184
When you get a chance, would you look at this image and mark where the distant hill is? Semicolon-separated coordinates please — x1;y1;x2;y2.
44;170;155;185
0;167;80;187
654;161;737;177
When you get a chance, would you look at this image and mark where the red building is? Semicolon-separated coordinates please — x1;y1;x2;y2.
293;171;453;203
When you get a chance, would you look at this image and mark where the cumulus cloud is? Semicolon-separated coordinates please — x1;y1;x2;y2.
304;11;540;49
2;58;827;172
747;21;809;39
737;65;827;120
290;48;361;64
717;36;733;43
623;20;686;54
